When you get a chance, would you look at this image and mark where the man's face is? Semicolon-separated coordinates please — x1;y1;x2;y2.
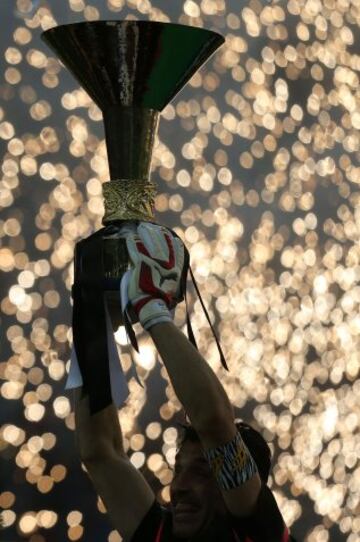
170;440;227;539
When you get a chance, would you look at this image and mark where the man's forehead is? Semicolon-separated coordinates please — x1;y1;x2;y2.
175;441;207;466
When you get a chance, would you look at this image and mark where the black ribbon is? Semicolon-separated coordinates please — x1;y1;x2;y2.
72;231;113;415
170;227;229;372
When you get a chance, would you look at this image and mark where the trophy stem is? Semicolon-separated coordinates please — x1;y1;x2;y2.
103;106;159;181
102;106;159;223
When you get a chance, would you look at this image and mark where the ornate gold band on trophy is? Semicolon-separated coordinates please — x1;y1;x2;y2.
102;179;157;222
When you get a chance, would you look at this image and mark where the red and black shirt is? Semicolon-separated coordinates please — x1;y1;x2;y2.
131;482;295;542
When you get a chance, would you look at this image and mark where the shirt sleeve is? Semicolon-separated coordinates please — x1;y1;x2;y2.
130;499;164;542
228;482;291;542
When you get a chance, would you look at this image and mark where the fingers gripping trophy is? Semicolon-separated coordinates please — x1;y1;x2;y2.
41;21;226;416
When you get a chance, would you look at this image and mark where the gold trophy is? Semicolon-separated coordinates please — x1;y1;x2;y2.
41;21;224;414
41;21;224;280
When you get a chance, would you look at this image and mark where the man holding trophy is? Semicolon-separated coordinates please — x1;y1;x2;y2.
41;20;294;542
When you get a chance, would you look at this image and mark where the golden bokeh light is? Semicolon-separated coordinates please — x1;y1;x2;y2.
1;0;360;541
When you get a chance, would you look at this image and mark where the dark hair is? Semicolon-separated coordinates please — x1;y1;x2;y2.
175;419;272;483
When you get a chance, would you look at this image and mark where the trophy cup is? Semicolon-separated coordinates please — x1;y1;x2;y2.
41;21;225;414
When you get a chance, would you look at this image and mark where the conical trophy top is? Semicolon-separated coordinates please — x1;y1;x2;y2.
41;20;224;111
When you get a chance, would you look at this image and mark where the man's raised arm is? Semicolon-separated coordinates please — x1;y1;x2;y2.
73;387;155;541
149;321;235;439
125;223;262;518
73;387;125;461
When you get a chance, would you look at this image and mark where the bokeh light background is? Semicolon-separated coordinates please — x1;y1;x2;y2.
1;0;360;540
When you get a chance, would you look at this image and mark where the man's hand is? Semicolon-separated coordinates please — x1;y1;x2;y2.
124;222;186;330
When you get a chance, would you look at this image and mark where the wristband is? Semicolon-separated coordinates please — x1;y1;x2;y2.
202;430;259;491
